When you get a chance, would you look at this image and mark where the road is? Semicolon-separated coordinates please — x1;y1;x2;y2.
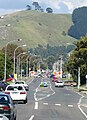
16;77;87;120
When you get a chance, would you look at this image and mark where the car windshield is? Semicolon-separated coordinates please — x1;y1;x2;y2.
7;86;23;91
0;95;9;103
15;82;24;84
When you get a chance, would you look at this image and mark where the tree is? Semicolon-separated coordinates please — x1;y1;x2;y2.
26;5;32;10
47;56;55;70
0;50;13;80
46;7;53;13
66;35;87;84
68;7;87;39
32;2;39;10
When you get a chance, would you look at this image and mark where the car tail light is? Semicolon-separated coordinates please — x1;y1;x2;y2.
20;92;26;94
5;92;10;94
0;106;10;111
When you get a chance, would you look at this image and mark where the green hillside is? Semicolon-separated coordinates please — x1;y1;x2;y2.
0;10;77;49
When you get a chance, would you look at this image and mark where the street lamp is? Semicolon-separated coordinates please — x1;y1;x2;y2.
16;52;27;79
4;38;22;81
14;44;26;74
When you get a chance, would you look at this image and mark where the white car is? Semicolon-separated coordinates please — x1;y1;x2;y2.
55;81;64;87
15;80;29;91
5;84;27;104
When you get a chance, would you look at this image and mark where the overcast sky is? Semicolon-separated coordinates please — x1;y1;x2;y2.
0;0;87;15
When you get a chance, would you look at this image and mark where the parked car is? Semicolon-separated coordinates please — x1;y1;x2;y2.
64;81;77;87
5;84;27;104
0;81;8;91
55;81;64;87
0;92;17;120
15;80;29;91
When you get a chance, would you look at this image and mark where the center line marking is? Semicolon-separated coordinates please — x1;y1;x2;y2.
55;104;61;106
68;105;73;107
34;102;38;109
43;103;48;105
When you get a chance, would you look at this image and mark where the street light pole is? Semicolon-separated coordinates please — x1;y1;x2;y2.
14;44;26;74
78;67;80;91
4;39;22;81
17;52;27;79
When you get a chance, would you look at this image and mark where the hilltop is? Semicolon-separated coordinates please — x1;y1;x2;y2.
0;10;77;49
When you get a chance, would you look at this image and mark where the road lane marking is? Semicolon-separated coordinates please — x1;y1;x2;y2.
29;115;34;120
55;104;61;106
77;95;87;119
43;103;48;105
68;105;73;107
78;105;87;119
34;81;55;101
34;102;38;109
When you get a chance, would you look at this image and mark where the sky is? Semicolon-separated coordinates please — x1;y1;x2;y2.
0;0;87;15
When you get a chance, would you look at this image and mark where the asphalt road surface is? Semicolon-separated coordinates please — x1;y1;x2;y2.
16;77;87;120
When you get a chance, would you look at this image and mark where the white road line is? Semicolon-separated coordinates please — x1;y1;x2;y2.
34;81;55;101
68;105;73;107
34;102;38;109
43;103;48;105
29;115;34;120
77;95;87;119
55;104;61;106
78;105;87;119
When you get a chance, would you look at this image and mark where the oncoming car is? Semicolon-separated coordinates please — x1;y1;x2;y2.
55;81;64;87
40;82;48;87
5;84;28;104
15;81;29;91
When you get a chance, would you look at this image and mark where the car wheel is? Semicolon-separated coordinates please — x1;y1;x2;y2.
24;98;27;104
14;116;16;120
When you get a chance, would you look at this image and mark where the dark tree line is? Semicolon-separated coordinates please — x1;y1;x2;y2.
28;44;74;70
66;35;87;85
26;2;53;13
68;6;87;39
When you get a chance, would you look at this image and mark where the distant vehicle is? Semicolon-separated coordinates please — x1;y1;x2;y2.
52;76;58;82
50;74;55;78
55;81;64;87
0;92;17;120
62;74;66;78
15;81;29;91
40;82;48;87
64;81;77;87
5;84;27;104
38;74;42;78
0;82;8;91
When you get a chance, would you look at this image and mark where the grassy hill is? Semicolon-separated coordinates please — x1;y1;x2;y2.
0;10;77;49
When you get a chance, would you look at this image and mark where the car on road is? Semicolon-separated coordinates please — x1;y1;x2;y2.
40;82;48;87
55;81;64;87
52;76;58;82
64;80;77;87
15;80;29;91
0;92;17;120
0;81;8;91
5;84;28;104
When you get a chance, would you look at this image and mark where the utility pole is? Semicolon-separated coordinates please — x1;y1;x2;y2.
78;67;80;91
